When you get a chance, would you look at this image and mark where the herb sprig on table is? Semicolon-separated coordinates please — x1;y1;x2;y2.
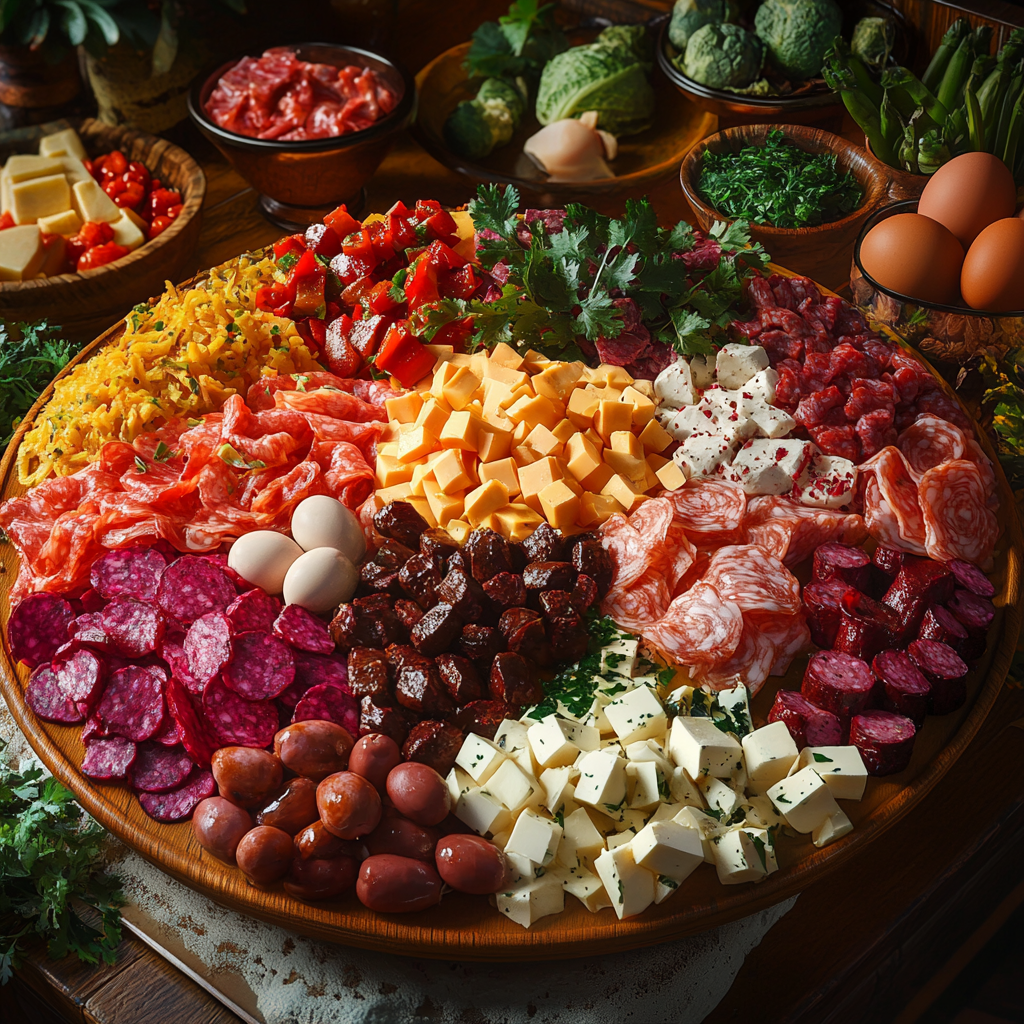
0;746;123;985
698;129;863;229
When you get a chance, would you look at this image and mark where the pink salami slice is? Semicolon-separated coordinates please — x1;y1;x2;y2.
96;665;166;742
150;715;183;747
222;631;295;701
692;621;775;695
165;677;219;767
139;768;215;822
101;597;166;658
9;593;75;668
919;460;998;566
702;544;801;616
89;546;167;601
850;709;916;776
81;736;137;781
79;588;106;613
947;559;995;598
226;589;281;633
747;610;811;676
279;651;349;708
596;514;649;589
129;743;194;793
600;570;671;632
26;664;85;723
872;650;931;726
273;604;334;654
200;552;247;590
68;612;113;651
156;555;237;623
801;650;876;727
918;605;968;652
947;589;995;635
184;612;233;687
202;677;279;748
292;683;359;738
663;481;747;545
767;690;842;748
160;638;204;696
81;714;106;741
643;581;743;666
896;414;966;476
52;646;106;706
870;448;927;554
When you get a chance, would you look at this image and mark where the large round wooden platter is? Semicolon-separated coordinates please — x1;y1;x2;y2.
0;265;1020;961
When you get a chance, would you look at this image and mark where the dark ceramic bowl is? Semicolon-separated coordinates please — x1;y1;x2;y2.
188;42;415;230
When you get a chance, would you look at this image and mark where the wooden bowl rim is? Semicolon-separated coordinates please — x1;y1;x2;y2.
679;123;887;237
0;117;205;295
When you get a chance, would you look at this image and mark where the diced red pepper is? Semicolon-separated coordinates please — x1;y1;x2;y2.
424;209;459;246
147;187;181;220
430;316;474;352
324;204;361;239
293;268;327;318
439;263;480;300
255;283;294;317
376;322;436;388
104;150;128;176
342;227;376;261
304;222;341;259
166;203;182;220
114;180;145;209
367;220;396;264
404;255;439;311
77;241;131;272
0;211;14;230
104;177;127;199
331;252;375;285
274;234;307;261
349;313;390;360
341;273;377;309
415;199;442;218
366;279;399;315
125;161;150;187
147;215;175;240
325;301;341;323
386;201;417;251
425;239;467;271
68;220;115;264
297;316;328;356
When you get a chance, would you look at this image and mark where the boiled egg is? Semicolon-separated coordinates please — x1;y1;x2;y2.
227;530;303;594
282;546;358;614
918;152;1016;249
290;495;366;564
961;217;1024;311
859;213;964;305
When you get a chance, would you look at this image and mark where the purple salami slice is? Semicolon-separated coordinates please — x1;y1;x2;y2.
184;612;233;687
81;736;137;781
150;715;182;747
52;646;106;706
881;559;954;635
80;588;106;613
273;604;334;655
81;715;105;741
9;593;75;668
907;638;968;715
96;665;166;742
156;556;237;623
26;664;84;723
811;543;871;591
139;768;215;823
160;639;204;696
165;677;219;767
833;589;900;661
279;651;349;708
101;597;165;657
801;650;877;729
872;546;904;578
947;558;995;598
89;547;167;601
850;709;916;776
871;650;931;726
222;631;295;701
947;589;995;635
162;615;187;646
918;605;969;652
292;684;360;738
767;690;842;749
202;677;279;748
129;742;194;793
200;552;247;590
226;589;281;633
68;612;113;650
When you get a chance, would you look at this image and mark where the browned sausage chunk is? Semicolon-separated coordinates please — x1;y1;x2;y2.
522;561;575;591
483;572;527;610
457;624;504;663
256;777;320;835
398;553;443;610
464;528;515;582
435;653;482;706
521;521;566;563
236;825;293;884
571;538;612;592
374;501;429;549
437;568;488;622
410;602;463;656
192;797;253;863
391;647;453;716
294;820;362;861
360;695;412;746
347;647;391;700
490;652;542;706
365;811;439;861
402;720;464;775
454;700;515;739
420;528;459;561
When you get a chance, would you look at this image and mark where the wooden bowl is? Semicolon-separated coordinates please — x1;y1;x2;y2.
188;43;415;231
680;124;888;291
0;118;204;345
412;39;716;207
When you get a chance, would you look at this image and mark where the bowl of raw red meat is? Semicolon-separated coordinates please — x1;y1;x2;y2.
188;44;415;230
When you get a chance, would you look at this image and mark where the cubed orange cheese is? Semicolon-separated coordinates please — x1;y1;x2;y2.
431;360;460;398
593;400;633;442
425;344;455;363
479;456;521;497
619;385;655;428
378;421;402;443
601;472;642;511
493;503;545;543
439;410;480;451
489;342;524;369
423;479;465;526
416;397;450;438
566;432;602;483
376;454;415;487
641;462;660;493
477;426;512;462
442;366;481;411
447;519;472;543
410;463;436;496
482;378;514;417
433;449;476;494
567;388;600;429
604;430;646;482
501;383;534;411
521;348;551;372
512;445;542;469
656;459;687;490
506;393;559;430
376;481;414;503
532;361;583;402
552;419;576;444
377;440;400;459
398;425;438;463
637;417;673;453
588;364;634;388
385;391;423;424
482;361;530;390
539;480;580;531
646;452;669;472
523;423;562;457
464;479;510;525
406;495;437;527
512;420;530;445
580;491;624;527
518;456;563;500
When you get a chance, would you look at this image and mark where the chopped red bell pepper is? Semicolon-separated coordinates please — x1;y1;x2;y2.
332;252;375;285
425;239;467;271
304;222;341;259
342;227;375;260
77;241;131;271
147;187;181;220
324;204;361;239
293;269;326;319
439;263;480;300
375;321;435;387
126;161;150;187
423;209;459;246
386;201;417;251
274;234;307;261
366;279;400;315
147;215;175;240
297;316;327;356
68;221;115;265
103;150;128;176
430;316;474;352
367;220;396;264
0;211;15;230
255;283;294;317
404;255;439;311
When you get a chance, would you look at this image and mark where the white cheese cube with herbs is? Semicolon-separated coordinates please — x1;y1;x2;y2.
626;761;663;809
485;758;538;813
506;808;563;866
455;734;506;783
655;876;684;904
715;685;752;736
446;765;474;804
455;787;513;837
562;866;612;912
668;716;743;779
528;716;581;770
653;359;695;408
812;808;855;848
742;721;800;788
594;843;656;920
716;343;770;390
558;807;606;867
673;432;737;480
601;635;640;676
728;438;817;495
539;766;578;817
604;685;666;745
648;802;684;825
668;765;705;808
792;746;868;802
745;367;779;404
574;749;627;814
605;829;637;850
505;850;543;883
767;766;842;833
744;794;785;830
494;718;535;775
674;806;727;864
744;827;779;874
631;820;703;882
496;875;564;929
712;828;767;885
793;453;858;510
697;775;740;817
625;738;673;775
690;353;715;390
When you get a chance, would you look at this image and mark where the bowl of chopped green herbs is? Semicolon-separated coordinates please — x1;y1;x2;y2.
680;123;888;290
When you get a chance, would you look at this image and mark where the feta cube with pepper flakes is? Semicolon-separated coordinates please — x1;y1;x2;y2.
793;453;858;509
728;438;816;495
812;808;854;848
690;354;715;390
749;401;797;440
674;806;727;864
716;343;770;390
506;807;563;866
742;721;800;789
767;766;842;833
562;865;612;912
745;367;779;404
701;386;758;439
791;746;868;801
673;432;738;480
631;819;703;883
455;733;506;783
604;685;666;745
660;403;708;441
653;359;695;409
594;843;656;920
574;749;628;815
496;875;564;928
557;807;606;867
668;716;743;779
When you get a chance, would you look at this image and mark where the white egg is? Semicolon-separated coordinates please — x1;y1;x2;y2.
282;546;358;614
291;495;367;563
227;530;303;594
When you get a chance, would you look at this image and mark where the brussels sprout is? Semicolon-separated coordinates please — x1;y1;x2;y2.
444;92;517;160
681;22;764;90
477;77;526;122
667;0;731;52
851;16;896;74
754;0;842;82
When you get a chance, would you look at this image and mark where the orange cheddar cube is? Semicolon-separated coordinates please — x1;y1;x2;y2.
489;342;524;369
439;410;480;451
433;449;476;495
376;453;414;487
521;348;551;372
477;426;512;462
567;388;600;429
604;431;646;482
385;391;423;424
539;479;580;531
619;385;655;429
532;361;584;402
638;417;673;453
589;364;634;388
442;367;482;411
566;431;602;482
447;519;472;543
464;479;510;525
518;456;563;500
580;491;624;527
524;423;563;458
601;472;642;510
482;361;530;390
416;397;450;438
593;400;632;443
376;481;414;503
431;360;460;398
407;495;437;527
398;425;438;464
655;459;687;490
631;379;655;399
479;456;520;497
552;418;576;444
493;503;545;543
646;452;670;471
378;440;401;459
378;421;401;444
512;445;542;469
501;383;534;410
506;393;560;430
410;462;436;496
425;344;455;363
423;478;465;526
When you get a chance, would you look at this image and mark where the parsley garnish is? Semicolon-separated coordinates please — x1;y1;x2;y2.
217;443;266;472
554;809;564;828
749;833;769;873
152;441;172;463
276;251;300;272
812;753;834;763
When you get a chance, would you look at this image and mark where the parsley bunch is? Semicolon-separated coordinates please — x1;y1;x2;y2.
464;0;567;82
0;747;123;985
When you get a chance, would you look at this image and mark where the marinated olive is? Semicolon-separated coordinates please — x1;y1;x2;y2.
348;732;402;792
386;761;451;827
294;820;363;861
435;834;511;894
356;854;443;913
256;777;319;835
235;825;293;884
192;797;253;863
212;747;284;809
273;720;354;781
283;854;359;901
365;812;439;862
317;771;382;840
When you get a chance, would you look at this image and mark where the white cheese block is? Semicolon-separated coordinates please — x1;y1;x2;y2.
57;155;91;185
625;761;663;809
37;208;82;236
793;453;858;509
668;766;703;807
485;758;537;812
601;635;640;676
505;850;543;883
728;438;816;495
496;875;564;928
631;819;703;882
562;865;612;912
673;432;737;480
667;716;743;779
539;765;578;817
654;875;683;904
594;843;656;920
110;210;146;252
604;685;666;745
557;806;606;867
624;738;673;776
39;128;87;161
812;808;854;848
3;154;64;184
0;224;44;281
528;716;581;770
696;775;740;817
71;178;121;224
702;388;758;440
745;367;779;404
743;794;785;830
494;718;535;775
673;806;725;864
744;826;779;874
749;401;797;440
767;766;842;833
653;359;695;408
446;765;474;803
506;807;563;865
573;749;627;815
689;353;715;390
455;733;506;783
791;746;868;801
10;173;71;225
742;721;799;788
455;787;513;836
716;343;769;390
712;827;767;884
605;828;637;849
661;402;709;441
647;801;684;824
715;685;753;736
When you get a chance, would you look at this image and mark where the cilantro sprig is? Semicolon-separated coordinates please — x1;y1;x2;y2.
464;0;567;82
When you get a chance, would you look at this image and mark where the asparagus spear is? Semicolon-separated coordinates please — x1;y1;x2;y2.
965;75;985;153
828;38;883;109
1002;91;1024;170
880;88;904;152
994;60;1024;160
881;66;948;126
922;18;970;92
979;63;1009;148
822;60;897;166
937;34;976;113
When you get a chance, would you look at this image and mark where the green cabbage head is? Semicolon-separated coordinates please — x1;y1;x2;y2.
754;0;843;81
682;23;764;89
668;0;731;51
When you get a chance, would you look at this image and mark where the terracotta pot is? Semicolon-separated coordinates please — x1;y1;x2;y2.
0;44;80;108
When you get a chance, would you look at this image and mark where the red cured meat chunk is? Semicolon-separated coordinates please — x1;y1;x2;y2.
643;581;744;666
9;593;75;668
223;630;296;701
150;715;183;747
161;639;204;696
101;597;166;658
139;769;215;823
845;379;897;421
767;690;842;749
26;664;85;723
833;588;900;662
802;579;852;649
53;646;105;706
96;666;166;742
801;650;876;727
907;639;968;715
947;589;995;635
872;546;903;579
947;559;995;598
279;650;349;708
81;736;137;781
156;556;238;624
794;385;844;428
68;612;113;651
918;605;969;653
226;589;282;633
273;604;334;654
872;650;931;726
79;589;105;613
856;408;897;459
293;683;360;738
881;558;954;635
850;710;916;775
811;543;871;592
89;547;167;602
165;677;219;767
919;460;999;566
808;425;859;462
202;677;279;748
184;612;233;686
129;743;194;793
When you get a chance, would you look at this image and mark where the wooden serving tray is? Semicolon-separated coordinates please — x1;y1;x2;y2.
0;267;1020;961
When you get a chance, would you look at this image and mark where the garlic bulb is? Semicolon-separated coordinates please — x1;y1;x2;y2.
522;110;617;182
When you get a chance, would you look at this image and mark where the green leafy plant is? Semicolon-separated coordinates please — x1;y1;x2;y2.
981;347;1024;491
464;0;567;83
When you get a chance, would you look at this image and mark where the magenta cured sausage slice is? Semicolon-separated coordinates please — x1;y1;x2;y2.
918;605;969;653
129;743;194;793
849;709;916;776
202;677;278;748
896;414;966;476
26;664;85;723
947;559;995;598
946;589;995;635
165;677;219;767
96;665;166;742
907;639;968;715
101;597;165;658
89;547;167;602
156;555;237;624
643;581;744;666
871;650;931;726
292;683;360;738
226;589;281;633
801;579;851;649
81;736;137;781
800;650;876;726
702;544;802;616
596;514;650;590
872;546;903;579
919;459;999;566
160;639;205;697
52;646;106;706
833;589;900;662
279;651;349;708
881;559;954;636
68;612;113;651
223;630;296;701
184;612;233;687
273;604;334;655
139;768;215;823
150;715;183;747
767;690;842;749
8;593;75;668
811;543;871;592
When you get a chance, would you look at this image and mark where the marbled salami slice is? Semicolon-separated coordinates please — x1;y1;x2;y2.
596;514;650;589
226;588;281;633
52;646;106;706
273;604;334;654
919;459;998;566
89;547;167;601
203;677;278;747
747;610;811;676
164;677;219;767
870;448;927;554
9;593;74;668
744;496;867;567
600;569;671;632
947;559;996;598
81;736;137;781
101;597;165;658
222;631;295;701
68;612;113;651
947;589;995;635
896;414;966;476
26;664;84;723
872;650;931;726
643;581;744;666
184;612;233;686
96;665;166;741
293;683;360;738
160;638;204;696
662;481;746;545
156;555;237;623
279;651;349;708
702;544;801;615
129;742;194;793
850;709;916;775
918;605;969;652
692;621;776;695
139;768;215;823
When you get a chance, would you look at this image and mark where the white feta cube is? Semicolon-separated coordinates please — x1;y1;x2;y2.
506;808;563;865
712;827;767;885
697;774;740;817
446;765;474;804
794;453;858;509
749;401;797;439
455;733;506;783
702;387;758;439
690;353;715;390
601;635;640;676
493;718;535;775
716;343;769;390
653;359;695;408
539;765;578;817
654;875;683;904
557;807;606;867
455;787;513;836
673;806;726;864
605;829;637;850
562;866;612;912
604;685;666;745
715;685;752;736
648;801;684;824
812;808;854;848
574;749;627;816
669;766;703;807
618;808;651;832
625;738;672;774
496;875;564;928
728;438;816;495
767;766;842;833
673;432;738;480
486;758;538;813
743;794;785;830
668;717;743;779
745;367;779;404
594;843;656;920
626;761;663;809
742;721;799;788
631;820;703;883
528;715;583;770
505;850;543;882
791;746;868;801
744;826;779;874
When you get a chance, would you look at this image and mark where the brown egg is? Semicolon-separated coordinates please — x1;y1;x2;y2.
918;152;1016;249
859;213;964;305
961;217;1024;311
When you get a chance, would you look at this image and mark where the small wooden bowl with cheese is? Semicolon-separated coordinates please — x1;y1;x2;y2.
0;117;204;342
